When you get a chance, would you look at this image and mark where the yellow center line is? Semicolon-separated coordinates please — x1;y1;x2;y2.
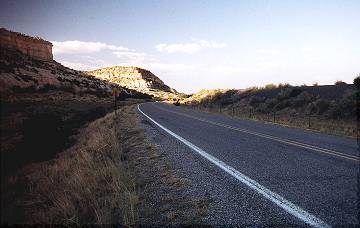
152;103;359;163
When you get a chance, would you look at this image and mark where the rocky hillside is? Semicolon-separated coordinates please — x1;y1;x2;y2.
0;28;153;100
1;48;113;97
87;66;181;100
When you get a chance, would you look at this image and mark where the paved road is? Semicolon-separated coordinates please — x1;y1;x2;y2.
138;102;359;226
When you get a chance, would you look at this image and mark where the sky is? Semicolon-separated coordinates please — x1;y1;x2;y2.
1;0;359;93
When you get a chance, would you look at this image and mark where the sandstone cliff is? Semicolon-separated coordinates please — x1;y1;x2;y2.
0;28;53;61
87;66;174;93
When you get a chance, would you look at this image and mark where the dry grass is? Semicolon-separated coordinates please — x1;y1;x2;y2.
17;105;143;225
191;106;357;138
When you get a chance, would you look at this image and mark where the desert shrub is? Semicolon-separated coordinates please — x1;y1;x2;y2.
274;100;292;111
277;87;302;101
264;98;277;110
11;85;36;93
246;86;260;92
0;61;16;73
354;75;360;88
249;96;265;106
71;79;81;86
278;83;292;88
256;102;270;113
218;90;238;105
37;83;58;93
338;89;357;117
291;91;313;108
264;84;277;90
17;74;37;83
313;99;331;114
94;88;108;97
327;104;342;119
57;76;65;82
59;81;73;92
306;103;317;114
131;92;152;100
334;80;347;85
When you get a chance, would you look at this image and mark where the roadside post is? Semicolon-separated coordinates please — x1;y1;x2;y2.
112;88;119;116
273;111;276;123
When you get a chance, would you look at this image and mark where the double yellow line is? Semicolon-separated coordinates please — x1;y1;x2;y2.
153;104;359;163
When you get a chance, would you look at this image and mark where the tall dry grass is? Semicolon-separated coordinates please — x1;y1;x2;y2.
190;106;357;138
20;106;142;225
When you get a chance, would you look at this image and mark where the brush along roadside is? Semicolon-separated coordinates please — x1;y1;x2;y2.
15;105;143;225
188;105;357;138
3;103;208;225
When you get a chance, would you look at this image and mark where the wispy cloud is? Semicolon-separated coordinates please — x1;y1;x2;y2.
52;40;128;54
112;51;149;63
146;62;194;71
156;40;227;54
60;61;96;71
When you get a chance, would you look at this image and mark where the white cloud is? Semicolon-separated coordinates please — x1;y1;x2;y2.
156;40;227;54
52;40;128;54
60;61;95;71
257;48;281;55
145;62;197;72
113;51;148;63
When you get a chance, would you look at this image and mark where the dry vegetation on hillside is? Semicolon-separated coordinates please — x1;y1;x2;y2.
2;103;208;225
184;79;359;137
2;105;143;225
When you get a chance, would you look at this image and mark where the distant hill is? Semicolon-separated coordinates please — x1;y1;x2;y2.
87;66;183;100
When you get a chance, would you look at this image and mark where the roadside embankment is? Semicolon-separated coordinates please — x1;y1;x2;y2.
2;104;142;225
2;102;205;225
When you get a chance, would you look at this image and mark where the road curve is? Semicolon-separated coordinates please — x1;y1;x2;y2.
138;102;359;226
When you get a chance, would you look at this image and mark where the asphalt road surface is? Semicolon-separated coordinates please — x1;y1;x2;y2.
138;102;359;226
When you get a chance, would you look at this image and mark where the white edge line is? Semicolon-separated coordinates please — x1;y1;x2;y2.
137;103;330;228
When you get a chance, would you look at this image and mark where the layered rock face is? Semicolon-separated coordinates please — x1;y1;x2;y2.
0;28;118;97
87;66;173;93
0;28;53;61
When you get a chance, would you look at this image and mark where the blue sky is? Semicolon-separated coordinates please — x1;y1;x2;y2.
1;0;359;93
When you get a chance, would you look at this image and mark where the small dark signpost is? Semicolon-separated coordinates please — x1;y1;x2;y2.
112;88;119;115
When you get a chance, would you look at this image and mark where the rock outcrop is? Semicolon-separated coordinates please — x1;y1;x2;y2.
0;28;153;100
0;28;176;100
0;28;53;61
87;66;174;93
